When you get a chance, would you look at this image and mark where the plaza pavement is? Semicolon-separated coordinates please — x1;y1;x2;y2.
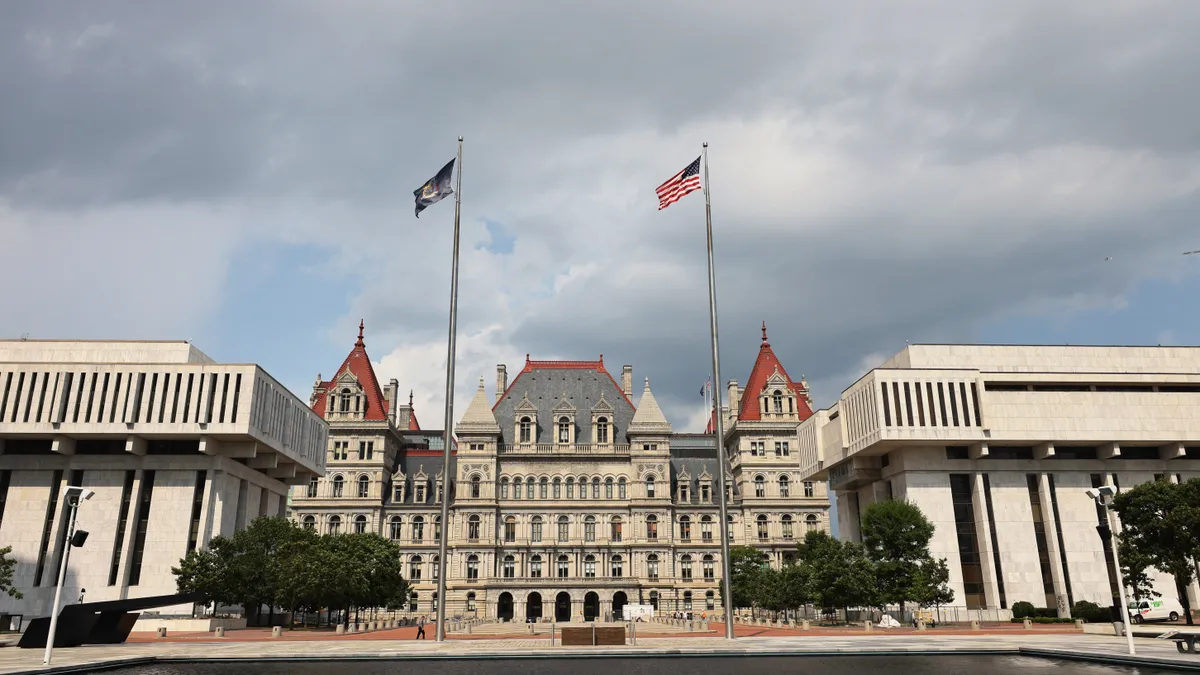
2;628;1200;675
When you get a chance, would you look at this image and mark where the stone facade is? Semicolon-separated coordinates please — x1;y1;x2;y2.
291;325;831;621
797;344;1200;617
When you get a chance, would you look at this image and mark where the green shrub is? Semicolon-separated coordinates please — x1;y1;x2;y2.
1010;617;1076;624
1034;607;1059;618
1012;601;1036;619
1071;600;1114;623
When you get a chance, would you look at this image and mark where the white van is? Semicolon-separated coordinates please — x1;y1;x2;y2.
1128;598;1185;623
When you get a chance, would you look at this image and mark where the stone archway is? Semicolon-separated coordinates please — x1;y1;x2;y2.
612;591;628;620
583;592;600;622
555;592;572;622
498;592;514;622
526;592;543;621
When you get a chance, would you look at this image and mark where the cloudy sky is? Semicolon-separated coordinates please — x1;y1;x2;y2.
3;0;1200;433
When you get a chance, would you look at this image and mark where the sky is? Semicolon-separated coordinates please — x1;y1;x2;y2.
3;0;1200;439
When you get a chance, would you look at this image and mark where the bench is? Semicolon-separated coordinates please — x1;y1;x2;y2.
1158;631;1199;654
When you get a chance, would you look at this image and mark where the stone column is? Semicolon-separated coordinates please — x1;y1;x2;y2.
1038;472;1071;617
971;473;1002;610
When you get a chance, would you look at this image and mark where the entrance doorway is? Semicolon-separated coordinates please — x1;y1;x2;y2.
498;592;514;622
526;592;543;622
583;592;600;622
612;591;628;620
555;592;572;621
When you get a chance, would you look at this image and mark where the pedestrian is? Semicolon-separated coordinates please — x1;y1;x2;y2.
416;615;427;639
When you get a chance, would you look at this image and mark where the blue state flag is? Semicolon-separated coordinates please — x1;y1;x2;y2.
414;158;455;218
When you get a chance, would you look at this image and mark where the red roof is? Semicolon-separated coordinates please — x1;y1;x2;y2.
311;321;392;422
493;353;635;410
737;322;814;422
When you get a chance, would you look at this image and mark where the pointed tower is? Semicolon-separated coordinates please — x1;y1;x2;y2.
454;376;501;504
629;377;672;460
456;376;502;440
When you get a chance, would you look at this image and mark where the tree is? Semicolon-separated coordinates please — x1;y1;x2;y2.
0;546;21;600
797;530;878;619
1112;479;1199;625
861;500;935;615
1116;537;1160;602
909;556;953;610
722;546;769;617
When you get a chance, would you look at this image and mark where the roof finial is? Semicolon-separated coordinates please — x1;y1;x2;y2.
356;319;365;347
644;376;651;389
409;390;413;406
599;353;603;365
526;353;531;363
761;320;768;343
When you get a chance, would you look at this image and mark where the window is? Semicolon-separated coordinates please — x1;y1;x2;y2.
679;516;691;541
410;555;423;580
803;481;814;498
432;591;438;611
701;516;713;541
579;476;588;500
558;516;570;542
646;514;658;540
750;441;764;456
703;554;715;580
504;516;516;542
649;591;659;610
359;441;374;460
557;555;570;578
540;477;549;499
706;591;715;610
409;592;419;612
679;481;689;502
434;515;442;540
340;389;351;412
526;477;535;499
597;417;609;443
307;477;318;498
611;555;624;577
727;514;735;540
585;515;596;542
332;475;344;498
499;478;509;499
467;554;480;579
415;482;426;503
647;554;660;580
778;475;790;497
754;475;765;498
611;517;623;542
328;515;341;534
519;417;532;443
592;478;600;499
806;514;819;532
471;475;481;499
605;478;614;499
558;416;571;443
302;515;316;530
584;555;596;578
531;516;543;542
782;514;794;539
680;554;693;580
701;483;711;502
646;477;656;498
531;555;543;578
389;516;402;540
773;390;783;413
467;592;477;612
757;514;769;540
618;478;627;499
431;554;440;580
412;516;425;542
683;591;693;610
553;477;562;499
775;441;789;457
502;555;514;578
353;515;367;533
357;475;370;498
393;481;404;503
468;514;481;540
566;478;575;499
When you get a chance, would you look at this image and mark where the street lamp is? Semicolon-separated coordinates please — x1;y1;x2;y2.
1086;485;1136;656
42;486;94;666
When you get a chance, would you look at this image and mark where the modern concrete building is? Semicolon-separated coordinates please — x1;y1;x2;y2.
797;344;1200;617
0;340;327;620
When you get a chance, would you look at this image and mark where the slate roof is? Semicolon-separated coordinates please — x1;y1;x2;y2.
492;357;636;445
668;433;738;501
311;321;391;422
737;321;814;421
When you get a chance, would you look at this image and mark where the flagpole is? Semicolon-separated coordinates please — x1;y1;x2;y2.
435;136;463;642
701;142;736;640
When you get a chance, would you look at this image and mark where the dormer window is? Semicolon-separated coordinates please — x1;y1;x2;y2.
773;390;783;413
678;481;689;503
558;417;571;444
519;417;533;443
340;388;351;413
596;417;609;444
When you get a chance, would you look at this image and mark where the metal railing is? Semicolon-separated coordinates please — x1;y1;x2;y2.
499;443;631;455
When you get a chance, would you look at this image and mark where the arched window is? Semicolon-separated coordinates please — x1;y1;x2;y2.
389;516;402;540
649;591;659;610
502;554;515;578
782;514;794;539
806;514;819;532
412;516;425;542
566;477;575;499
647;554;660;580
778;475;790;498
683;591;693;610
706;590;715;610
596;416;609;443
584;554;597;578
519;416;532;443
470;475;481;499
618;477;627;500
340;388;351;413
503;515;516;542
468;514;481;540
434;515;442;540
591;477;601;499
611;554;624;577
679;515;691;541
302;515;316;530
328;515;341;534
584;515;596;542
556;554;570;578
558;416;571;443
331;475;344;498
605;477;614;499
353;514;367;533
610;516;623;542
754;475;766;498
553;477;562;499
409;592;419;612
526;477;535;499
467;592;477;612
431;554;440;580
727;514;735;540
680;554;693;580
540;477;549;499
499;477;509;499
646;514;658;540
530;554;543;578
700;515;713;541
357;475;370;498
757;514;769;540
578;475;588;500
409;555;423;580
307;477;318;498
646;476;656;498
531;515;544;542
773;390;783;413
557;515;570;542
703;554;715;580
467;554;480;579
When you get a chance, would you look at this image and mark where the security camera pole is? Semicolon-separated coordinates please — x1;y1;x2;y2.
1088;485;1136;656
43;486;93;666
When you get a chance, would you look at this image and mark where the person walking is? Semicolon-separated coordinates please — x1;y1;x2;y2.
416;615;427;639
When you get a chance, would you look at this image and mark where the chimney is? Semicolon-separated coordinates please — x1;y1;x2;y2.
728;380;740;420
386;379;400;426
621;365;633;398
496;364;508;404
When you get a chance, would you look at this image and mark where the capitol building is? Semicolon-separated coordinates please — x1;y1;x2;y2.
289;324;830;621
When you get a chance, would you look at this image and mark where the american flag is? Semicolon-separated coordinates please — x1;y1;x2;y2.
656;156;702;210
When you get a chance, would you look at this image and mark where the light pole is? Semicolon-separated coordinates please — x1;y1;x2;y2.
42;486;94;666
1086;485;1135;656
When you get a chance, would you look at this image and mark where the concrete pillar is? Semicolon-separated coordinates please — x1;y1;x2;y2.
802;620;810;630
971;472;1002;610
272;626;282;637
1038;472;1071;617
215;627;225;637
335;624;345;635
157;628;167;638
1023;618;1033;630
